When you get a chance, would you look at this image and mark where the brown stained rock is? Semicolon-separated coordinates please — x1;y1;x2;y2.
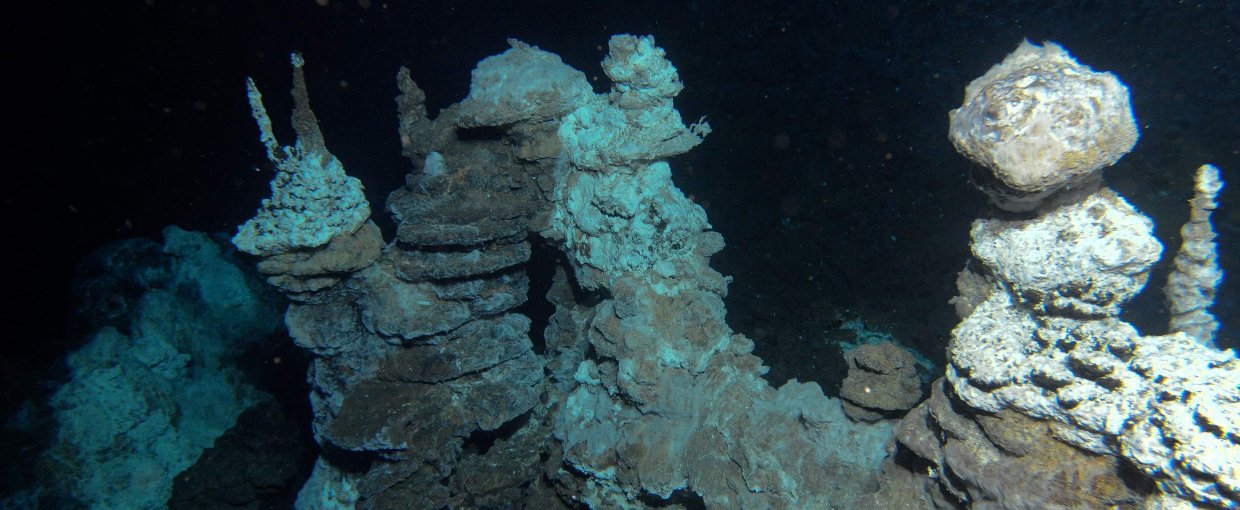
446;410;555;509
386;141;542;239
390;241;531;282
511;120;565;162
357;273;471;340
377;314;532;383
841;401;886;421
256;221;383;277
880;378;1151;509
394;217;527;247
947;415;1147;509
285;298;366;355
893;402;940;465
263;273;341;297
356;267;528;342
975;409;1045;457
854;446;940;510
922;380;985;450
363;467;450;510
948;41;1137;212
395;67;455;161
323;350;543;455
254;221;384;297
950;266;994;319
840;342;924;421
268;41;577;509
431;271;528;303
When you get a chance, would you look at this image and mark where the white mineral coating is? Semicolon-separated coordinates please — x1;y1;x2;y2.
296;459;359;510
457;39;593;128
558;99;707;171
552;161;710;290
234;76;370;258
1120;333;1239;508
558;35;709;172
954;194;1158;426
946;294;1150;451
602;34;683;108
547;35;890;508
970;189;1162;317
422;151;447;178
948;186;1238;507
1165;163;1224;345
949;41;1138;211
552;34;712;289
38;228;276;510
233;150;371;257
944;37;1234;510
949;290;1240;507
946;292;1040;413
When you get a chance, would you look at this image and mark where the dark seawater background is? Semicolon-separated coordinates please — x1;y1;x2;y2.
4;0;1238;505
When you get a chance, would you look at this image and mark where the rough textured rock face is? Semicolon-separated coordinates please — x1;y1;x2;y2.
945;190;1239;507
948;41;1138;212
233;56;371;258
872;39;1239;510
234;54;554;509
882;198;1240;508
299;89;551;508
969;189;1162;318
839;342;923;421
550;36;713;293
236;35;900;509
232;34;1234;510
1116;332;1240;508
456;39;593;128
255;221;384;297
25;227;283;510
1165;164;1225;345
866;379;1151;509
932;193;1235;508
545;35;893;509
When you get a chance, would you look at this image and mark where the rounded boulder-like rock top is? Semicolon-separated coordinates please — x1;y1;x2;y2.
949;40;1138;212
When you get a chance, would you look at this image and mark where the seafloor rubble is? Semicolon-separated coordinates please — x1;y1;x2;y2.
234;36;1235;509
3;227;286;509
839;342;923;421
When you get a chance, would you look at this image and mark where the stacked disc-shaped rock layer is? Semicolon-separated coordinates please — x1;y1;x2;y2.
298;141;550;507
383;142;542;325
